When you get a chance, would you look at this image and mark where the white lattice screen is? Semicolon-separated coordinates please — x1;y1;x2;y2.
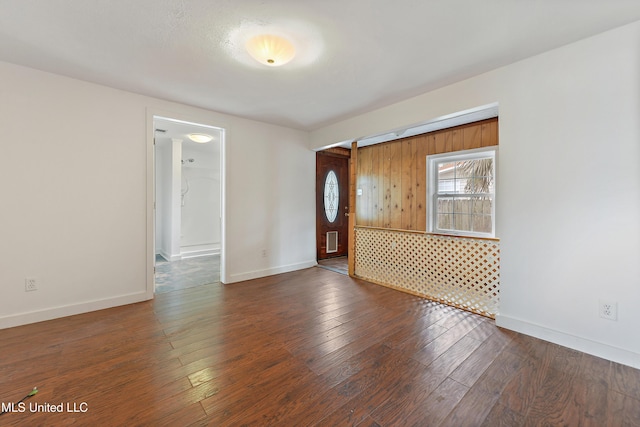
354;227;500;318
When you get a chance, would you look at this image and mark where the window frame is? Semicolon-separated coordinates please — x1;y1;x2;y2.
427;147;497;238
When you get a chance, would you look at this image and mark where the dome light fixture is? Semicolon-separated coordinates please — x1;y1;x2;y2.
188;133;213;143
245;34;296;67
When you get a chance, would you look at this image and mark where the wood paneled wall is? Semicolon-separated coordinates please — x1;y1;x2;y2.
355;118;498;231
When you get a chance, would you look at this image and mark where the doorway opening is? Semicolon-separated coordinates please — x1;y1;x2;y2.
316;148;350;275
152;115;225;293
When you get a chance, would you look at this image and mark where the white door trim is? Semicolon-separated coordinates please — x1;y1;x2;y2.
146;107;228;297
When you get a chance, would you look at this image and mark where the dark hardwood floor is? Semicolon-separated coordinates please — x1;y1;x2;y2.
1;267;639;426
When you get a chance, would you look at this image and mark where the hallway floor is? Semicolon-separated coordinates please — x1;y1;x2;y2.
317;256;348;275
155;254;220;293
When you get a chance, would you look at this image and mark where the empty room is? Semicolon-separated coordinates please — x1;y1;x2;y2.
1;1;639;425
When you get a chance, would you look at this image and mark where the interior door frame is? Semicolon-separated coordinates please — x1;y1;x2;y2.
146;108;228;298
348;141;357;276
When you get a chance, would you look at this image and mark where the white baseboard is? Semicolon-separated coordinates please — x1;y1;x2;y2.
0;291;151;330
157;249;181;262
496;314;640;369
226;260;317;284
181;248;220;258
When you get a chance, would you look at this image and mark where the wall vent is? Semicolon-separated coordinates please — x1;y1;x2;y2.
326;231;338;253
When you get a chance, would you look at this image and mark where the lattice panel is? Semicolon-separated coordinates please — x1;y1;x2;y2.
355;227;500;318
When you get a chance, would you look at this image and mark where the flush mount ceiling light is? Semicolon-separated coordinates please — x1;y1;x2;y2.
225;21;323;69
188;133;213;143
245;34;296;67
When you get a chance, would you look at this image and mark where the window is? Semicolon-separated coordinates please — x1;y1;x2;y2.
427;148;496;238
324;170;339;222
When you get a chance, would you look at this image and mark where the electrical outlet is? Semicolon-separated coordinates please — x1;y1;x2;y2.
25;278;38;292
599;300;617;321
261;249;267;258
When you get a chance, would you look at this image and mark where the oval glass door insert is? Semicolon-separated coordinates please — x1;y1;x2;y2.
324;170;339;222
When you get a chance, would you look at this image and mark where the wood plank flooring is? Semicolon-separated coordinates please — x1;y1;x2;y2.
1;267;639;426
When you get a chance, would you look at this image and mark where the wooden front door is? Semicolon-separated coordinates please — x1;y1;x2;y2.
316;151;349;260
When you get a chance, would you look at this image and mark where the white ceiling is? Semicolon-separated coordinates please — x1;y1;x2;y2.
1;1;639;131
154;116;222;162
154;115;221;139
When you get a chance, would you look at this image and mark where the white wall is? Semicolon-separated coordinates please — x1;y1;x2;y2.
154;138;183;261
154;139;168;255
0;61;316;328
311;21;640;367
180;141;221;256
225;122;317;282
